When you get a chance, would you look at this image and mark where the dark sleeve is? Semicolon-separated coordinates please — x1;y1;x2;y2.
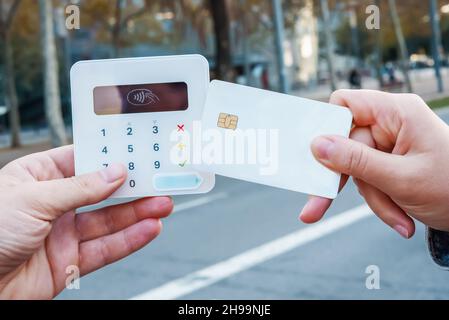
427;227;449;269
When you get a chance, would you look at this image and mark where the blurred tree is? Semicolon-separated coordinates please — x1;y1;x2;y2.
9;0;45;127
0;0;22;147
39;0;67;147
81;0;162;58
374;0;384;87
187;1;212;50
229;0;273;60
112;0;125;57
320;0;337;91
388;0;413;92
112;0;152;57
237;0;251;84
209;0;234;81
333;0;434;62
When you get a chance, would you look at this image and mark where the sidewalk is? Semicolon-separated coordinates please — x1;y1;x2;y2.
0;142;52;168
293;68;449;102
0;127;73;167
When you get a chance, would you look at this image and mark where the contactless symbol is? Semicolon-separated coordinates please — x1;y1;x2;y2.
127;89;159;106
217;113;238;130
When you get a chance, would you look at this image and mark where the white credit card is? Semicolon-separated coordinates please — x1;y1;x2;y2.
192;80;353;199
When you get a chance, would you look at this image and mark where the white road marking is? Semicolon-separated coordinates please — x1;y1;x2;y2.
131;204;372;300
174;192;229;213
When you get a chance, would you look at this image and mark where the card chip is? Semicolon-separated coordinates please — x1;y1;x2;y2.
217;113;238;130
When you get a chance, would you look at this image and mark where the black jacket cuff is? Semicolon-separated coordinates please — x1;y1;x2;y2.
427;227;449;269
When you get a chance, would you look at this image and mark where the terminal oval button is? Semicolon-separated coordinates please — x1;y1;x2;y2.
153;172;203;191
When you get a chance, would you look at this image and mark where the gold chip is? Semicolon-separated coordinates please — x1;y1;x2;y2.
217;113;238;130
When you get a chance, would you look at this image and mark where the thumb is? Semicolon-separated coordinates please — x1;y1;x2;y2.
311;135;400;189
26;164;127;219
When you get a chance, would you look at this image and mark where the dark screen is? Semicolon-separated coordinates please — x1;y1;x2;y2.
93;82;188;115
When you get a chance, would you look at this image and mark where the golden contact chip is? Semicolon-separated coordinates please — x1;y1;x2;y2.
217;113;238;130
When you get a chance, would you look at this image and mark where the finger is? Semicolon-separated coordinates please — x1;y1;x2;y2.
311;135;402;193
44;145;76;177
3;145;75;181
25;164;127;219
76;196;173;242
354;178;415;239
79;218;162;276
301;127;375;223
330;89;401;127
299;175;348;224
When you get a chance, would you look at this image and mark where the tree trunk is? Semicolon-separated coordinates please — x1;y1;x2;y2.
429;0;444;93
240;2;251;86
388;0;413;92
112;0;123;58
209;0;234;81
3;30;21;147
272;0;288;93
39;0;68;147
374;0;384;88
320;0;338;91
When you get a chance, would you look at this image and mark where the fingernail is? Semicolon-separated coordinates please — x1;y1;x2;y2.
101;163;125;183
393;225;409;239
312;137;335;160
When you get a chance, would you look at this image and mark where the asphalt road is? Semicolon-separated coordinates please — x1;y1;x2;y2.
57;110;449;300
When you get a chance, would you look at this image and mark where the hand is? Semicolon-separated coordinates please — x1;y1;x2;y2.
300;90;449;238
0;145;173;299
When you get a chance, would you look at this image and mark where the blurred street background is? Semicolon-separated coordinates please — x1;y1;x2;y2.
2;0;449;299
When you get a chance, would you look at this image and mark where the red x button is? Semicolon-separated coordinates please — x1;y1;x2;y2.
177;124;185;132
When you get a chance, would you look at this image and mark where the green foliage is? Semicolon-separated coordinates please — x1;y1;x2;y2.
428;97;449;109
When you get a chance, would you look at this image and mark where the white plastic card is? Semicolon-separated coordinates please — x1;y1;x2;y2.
193;80;353;199
70;55;215;210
